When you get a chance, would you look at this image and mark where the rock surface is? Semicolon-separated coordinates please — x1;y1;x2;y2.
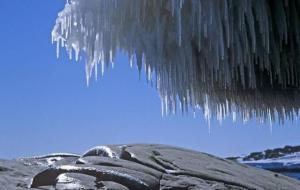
1;144;300;190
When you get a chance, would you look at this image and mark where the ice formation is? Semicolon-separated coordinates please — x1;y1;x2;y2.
52;0;300;123
82;146;119;158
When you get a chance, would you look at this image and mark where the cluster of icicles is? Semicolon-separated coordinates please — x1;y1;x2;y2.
52;0;300;124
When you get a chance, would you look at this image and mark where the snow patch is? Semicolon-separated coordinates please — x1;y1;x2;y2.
241;152;300;165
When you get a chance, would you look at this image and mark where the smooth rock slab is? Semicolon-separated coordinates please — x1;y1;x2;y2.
1;144;300;190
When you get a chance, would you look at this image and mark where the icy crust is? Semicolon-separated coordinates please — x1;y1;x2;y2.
19;153;80;168
82;146;119;158
52;0;300;123
31;153;80;159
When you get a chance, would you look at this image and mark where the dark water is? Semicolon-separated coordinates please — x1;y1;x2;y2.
246;163;300;181
282;173;300;180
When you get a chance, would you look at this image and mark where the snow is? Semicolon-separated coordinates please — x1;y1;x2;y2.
52;0;300;124
242;152;300;166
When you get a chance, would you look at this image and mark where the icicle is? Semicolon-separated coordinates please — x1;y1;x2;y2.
129;54;134;68
110;50;114;68
56;38;60;58
52;0;300;125
161;96;165;117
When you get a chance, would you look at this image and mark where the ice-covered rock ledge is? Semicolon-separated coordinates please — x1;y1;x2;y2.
1;144;300;189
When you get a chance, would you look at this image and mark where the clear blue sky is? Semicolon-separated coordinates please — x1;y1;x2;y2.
0;0;300;159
